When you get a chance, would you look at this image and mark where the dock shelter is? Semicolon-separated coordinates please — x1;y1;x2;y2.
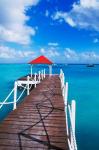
28;55;53;77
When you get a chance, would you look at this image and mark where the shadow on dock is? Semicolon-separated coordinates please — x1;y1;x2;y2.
0;76;68;150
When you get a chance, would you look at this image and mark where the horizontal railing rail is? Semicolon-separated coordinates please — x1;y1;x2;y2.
0;69;46;110
0;88;14;108
60;69;77;150
0;67;77;150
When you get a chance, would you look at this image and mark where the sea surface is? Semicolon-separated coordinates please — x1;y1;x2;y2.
0;64;99;150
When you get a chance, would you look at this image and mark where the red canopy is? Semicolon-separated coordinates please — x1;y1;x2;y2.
29;55;53;65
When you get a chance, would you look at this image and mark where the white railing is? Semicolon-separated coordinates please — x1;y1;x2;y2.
60;69;77;150
0;69;46;111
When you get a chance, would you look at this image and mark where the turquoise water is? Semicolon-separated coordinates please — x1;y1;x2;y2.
0;64;99;150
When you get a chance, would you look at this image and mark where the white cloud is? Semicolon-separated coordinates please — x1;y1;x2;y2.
0;0;39;45
40;48;46;54
52;0;99;31
48;49;60;57
64;48;99;63
45;10;49;17
0;46;34;59
93;38;99;43
80;0;97;8
40;47;99;63
65;17;76;27
40;48;60;57
48;42;59;46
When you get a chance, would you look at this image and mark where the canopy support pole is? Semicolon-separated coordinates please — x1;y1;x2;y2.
31;65;33;78
49;65;52;76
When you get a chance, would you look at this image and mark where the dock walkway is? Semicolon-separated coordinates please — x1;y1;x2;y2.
0;75;68;150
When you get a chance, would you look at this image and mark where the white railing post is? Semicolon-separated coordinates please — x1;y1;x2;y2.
64;82;68;106
59;69;61;79
49;65;52;76
68;139;72;150
60;69;63;84
68;100;77;150
62;75;65;98
41;70;43;80
61;74;63;86
31;65;33;78
13;81;17;110
64;82;69;138
59;69;77;150
71;100;76;134
44;69;45;78
42;70;44;80
61;72;64;90
39;71;41;83
68;104;74;149
27;76;30;95
63;73;64;86
34;73;37;88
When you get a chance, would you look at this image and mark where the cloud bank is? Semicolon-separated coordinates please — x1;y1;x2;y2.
1;45;99;63
64;48;99;63
0;45;34;59
40;47;60;57
40;47;99;63
52;0;99;31
0;0;39;45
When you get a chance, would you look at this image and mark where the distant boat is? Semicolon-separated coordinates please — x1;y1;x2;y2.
87;64;95;67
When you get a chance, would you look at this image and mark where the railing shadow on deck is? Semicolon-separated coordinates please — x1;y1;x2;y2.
18;81;65;150
0;68;77;150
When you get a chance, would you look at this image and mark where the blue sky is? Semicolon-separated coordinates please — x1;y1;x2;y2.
0;0;99;63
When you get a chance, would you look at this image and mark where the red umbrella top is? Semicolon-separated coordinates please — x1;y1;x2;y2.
29;55;53;65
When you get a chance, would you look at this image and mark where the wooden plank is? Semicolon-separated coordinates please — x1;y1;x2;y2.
0;75;69;150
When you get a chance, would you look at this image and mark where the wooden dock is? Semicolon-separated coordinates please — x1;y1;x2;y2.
0;75;69;150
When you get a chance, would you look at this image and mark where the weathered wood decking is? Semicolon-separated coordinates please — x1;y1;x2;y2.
0;75;68;150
